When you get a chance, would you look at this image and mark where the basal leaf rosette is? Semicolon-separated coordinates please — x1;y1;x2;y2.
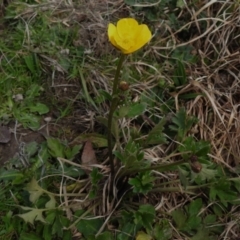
108;18;152;54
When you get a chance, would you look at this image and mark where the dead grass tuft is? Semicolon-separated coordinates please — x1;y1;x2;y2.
148;1;240;238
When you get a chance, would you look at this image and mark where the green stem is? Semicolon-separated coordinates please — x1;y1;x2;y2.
150;182;212;194
151;177;240;193
68;202;99;230
120;159;187;178
108;54;125;188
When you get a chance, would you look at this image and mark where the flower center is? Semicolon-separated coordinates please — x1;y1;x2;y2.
119;35;134;50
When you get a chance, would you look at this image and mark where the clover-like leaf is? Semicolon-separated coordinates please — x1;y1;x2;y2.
118;102;147;118
45;195;56;209
18;207;45;225
29;103;49;115
25;178;44;203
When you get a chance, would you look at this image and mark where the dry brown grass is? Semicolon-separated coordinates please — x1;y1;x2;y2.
149;1;240;238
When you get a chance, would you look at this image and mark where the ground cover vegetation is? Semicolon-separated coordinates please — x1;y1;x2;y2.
0;0;240;239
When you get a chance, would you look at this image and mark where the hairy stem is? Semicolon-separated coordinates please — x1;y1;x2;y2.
108;54;125;188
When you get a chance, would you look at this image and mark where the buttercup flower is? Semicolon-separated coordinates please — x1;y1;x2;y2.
108;18;152;54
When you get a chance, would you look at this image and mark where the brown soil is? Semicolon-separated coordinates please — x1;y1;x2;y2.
0;125;45;166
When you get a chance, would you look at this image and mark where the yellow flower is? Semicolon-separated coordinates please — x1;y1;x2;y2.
135;231;152;240
108;18;152;54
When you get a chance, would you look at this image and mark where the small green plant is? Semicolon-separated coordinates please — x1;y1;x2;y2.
89;168;103;199
169;108;198;140
116;204;155;240
129;170;155;194
107;18;152;188
172;198;223;238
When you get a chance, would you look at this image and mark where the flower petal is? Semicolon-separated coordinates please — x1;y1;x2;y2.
116;18;139;39
125;24;152;54
108;23;118;48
